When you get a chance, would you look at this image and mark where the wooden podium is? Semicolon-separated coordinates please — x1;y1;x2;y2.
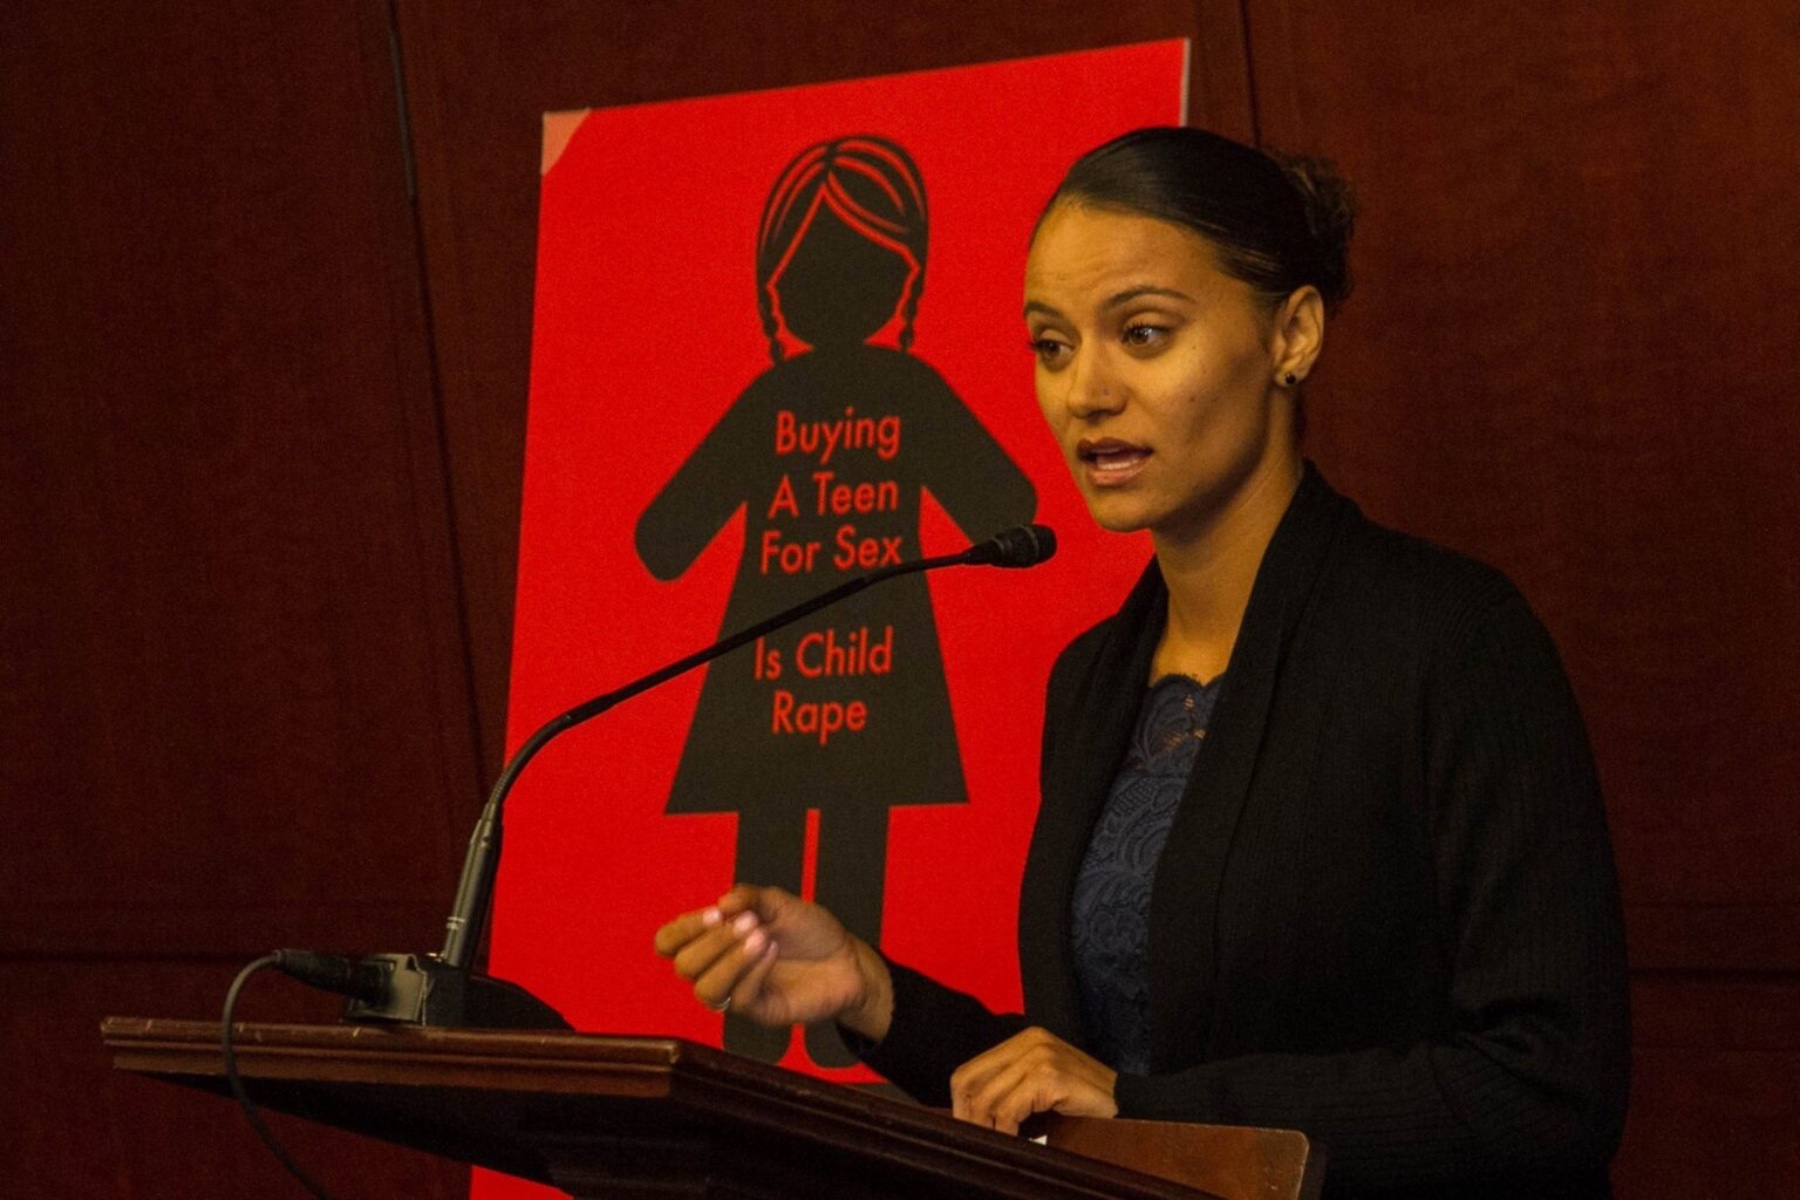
103;1018;1323;1200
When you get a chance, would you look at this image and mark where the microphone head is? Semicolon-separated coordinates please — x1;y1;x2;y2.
970;524;1057;568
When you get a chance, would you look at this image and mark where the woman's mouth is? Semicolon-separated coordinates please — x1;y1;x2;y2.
1077;438;1151;485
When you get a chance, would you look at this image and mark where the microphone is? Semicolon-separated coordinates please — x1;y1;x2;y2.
964;523;1056;568
301;524;1055;1028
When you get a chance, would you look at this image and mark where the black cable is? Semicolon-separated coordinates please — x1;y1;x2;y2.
222;956;338;1200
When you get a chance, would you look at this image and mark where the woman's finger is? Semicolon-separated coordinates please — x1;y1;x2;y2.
691;916;774;1009
950;1038;1019;1126
652;904;725;958
669;910;760;982
726;935;781;1013
969;1049;1042;1133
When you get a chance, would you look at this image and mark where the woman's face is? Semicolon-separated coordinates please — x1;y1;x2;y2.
1024;203;1308;548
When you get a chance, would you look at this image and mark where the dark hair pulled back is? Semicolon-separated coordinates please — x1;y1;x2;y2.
1043;127;1356;312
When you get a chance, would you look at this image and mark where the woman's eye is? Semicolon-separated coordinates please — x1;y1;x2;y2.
1123;324;1167;349
1029;336;1072;367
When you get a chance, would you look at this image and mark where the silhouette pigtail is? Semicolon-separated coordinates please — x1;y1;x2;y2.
826;137;928;354
756;143;833;364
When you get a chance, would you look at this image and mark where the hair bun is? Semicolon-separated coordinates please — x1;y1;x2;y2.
1272;152;1357;310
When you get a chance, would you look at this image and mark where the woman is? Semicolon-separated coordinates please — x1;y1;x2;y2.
654;127;1630;1198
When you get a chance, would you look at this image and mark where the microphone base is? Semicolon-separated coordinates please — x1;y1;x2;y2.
341;953;571;1031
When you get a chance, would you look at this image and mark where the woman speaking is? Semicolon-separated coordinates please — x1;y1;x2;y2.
654;126;1630;1199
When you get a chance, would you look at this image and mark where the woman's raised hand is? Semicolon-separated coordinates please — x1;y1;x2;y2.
652;885;894;1040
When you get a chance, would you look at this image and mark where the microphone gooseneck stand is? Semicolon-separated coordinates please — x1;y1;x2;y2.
277;523;1056;1029
224;525;1054;1197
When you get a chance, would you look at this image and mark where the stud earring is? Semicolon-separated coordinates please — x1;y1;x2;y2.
1282;372;1299;387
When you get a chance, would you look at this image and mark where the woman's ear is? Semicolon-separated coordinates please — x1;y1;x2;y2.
1271;285;1325;386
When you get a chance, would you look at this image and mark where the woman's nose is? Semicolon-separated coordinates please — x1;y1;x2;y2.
1065;349;1124;419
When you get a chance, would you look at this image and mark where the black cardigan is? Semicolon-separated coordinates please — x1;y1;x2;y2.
861;468;1630;1198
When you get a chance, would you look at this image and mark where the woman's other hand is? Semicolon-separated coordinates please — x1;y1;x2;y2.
652;884;894;1040
950;1027;1119;1134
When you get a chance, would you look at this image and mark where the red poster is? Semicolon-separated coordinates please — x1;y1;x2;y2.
488;41;1186;1195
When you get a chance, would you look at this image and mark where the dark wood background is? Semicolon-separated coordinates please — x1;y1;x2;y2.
3;1;1793;1195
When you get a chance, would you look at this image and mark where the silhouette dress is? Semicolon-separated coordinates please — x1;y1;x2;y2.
635;136;1035;1063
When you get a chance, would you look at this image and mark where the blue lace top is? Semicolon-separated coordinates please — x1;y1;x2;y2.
1069;673;1222;1076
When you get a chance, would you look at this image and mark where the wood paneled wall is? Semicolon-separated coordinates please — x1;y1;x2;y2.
1;2;475;1193
2;1;1792;1195
1243;3;1800;1192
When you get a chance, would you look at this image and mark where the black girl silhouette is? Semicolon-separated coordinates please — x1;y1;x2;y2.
636;135;1035;1066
